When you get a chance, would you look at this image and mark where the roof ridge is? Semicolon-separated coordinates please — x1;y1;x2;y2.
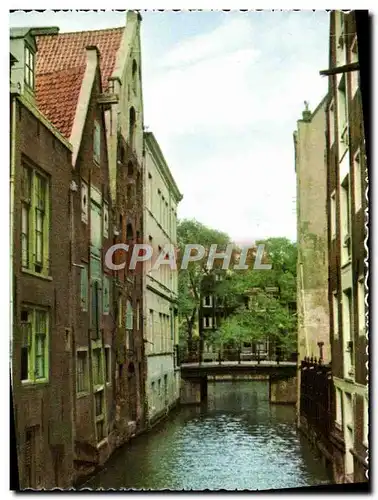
54;26;124;36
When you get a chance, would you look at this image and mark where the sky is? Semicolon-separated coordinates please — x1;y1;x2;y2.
9;10;330;244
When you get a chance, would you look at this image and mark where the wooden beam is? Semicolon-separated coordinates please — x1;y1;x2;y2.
319;62;360;76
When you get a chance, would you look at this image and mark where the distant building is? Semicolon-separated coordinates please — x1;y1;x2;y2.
325;11;368;483
143;131;182;426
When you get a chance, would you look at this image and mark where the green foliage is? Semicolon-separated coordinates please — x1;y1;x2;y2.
177;219;232;343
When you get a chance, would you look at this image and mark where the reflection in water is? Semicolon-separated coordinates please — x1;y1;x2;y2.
85;381;331;491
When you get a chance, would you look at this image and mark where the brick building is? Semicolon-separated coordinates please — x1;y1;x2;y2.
10;28;74;489
33;12;147;481
324;11;368;483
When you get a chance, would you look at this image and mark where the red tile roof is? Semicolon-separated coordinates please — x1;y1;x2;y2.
35;28;123;139
36;66;85;139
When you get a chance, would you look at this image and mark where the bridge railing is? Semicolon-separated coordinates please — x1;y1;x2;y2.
178;345;298;365
300;357;333;438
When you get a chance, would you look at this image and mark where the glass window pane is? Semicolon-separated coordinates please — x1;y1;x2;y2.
90;203;102;253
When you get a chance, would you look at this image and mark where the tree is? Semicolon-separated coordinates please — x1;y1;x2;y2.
204;238;298;358
177;219;232;356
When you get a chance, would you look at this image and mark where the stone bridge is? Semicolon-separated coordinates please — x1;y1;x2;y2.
180;361;298;405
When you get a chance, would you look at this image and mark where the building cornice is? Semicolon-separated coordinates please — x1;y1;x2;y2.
144;131;183;203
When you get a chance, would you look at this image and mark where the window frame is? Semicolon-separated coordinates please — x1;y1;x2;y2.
76;348;89;396
20;307;49;384
24;43;35;90
21;164;50;276
103;275;110;315
104;345;111;385
80;264;89;312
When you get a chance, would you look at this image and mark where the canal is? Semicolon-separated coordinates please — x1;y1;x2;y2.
84;381;331;491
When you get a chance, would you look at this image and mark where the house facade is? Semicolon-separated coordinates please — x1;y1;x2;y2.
325;10;368;483
294;97;334;472
294;97;331;365
10;28;74;489
144;131;182;425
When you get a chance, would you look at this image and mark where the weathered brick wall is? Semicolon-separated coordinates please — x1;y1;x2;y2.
12;98;74;489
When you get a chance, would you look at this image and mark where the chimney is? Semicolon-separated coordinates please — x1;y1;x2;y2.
302;100;312;122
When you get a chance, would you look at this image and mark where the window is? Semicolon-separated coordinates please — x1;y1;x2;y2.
90;202;102;257
328;100;335;146
358;279;365;336
343;288;354;377
21;165;50;275
148;173;153;211
92;348;104;387
80;265;88;311
77;350;89;394
132;59;138;94
20;308;49;383
91;280;102;337
149;309;154;346
104;346;111;384
338;75;348;155
103;275;110;315
203;316;213;328
333;292;339;339
129;107;136;148
203;295;213;307
81;181;88;223
93;120;101;164
127;162;134;177
24;44;35;90
118;295;123;328
126;299;133;330
24;426;39;488
354;150;362;211
94;390;106;442
363;395;368;446
136;300;140;330
103;203;109;238
335;387;343;428
350;36;359;98
341;175;351;262
21;166;31;268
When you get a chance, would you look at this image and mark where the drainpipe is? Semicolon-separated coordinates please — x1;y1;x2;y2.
69;183;77;467
10;96;17;385
298;262;309;429
299;262;309;357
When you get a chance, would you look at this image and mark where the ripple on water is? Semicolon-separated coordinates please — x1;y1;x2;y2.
86;381;331;491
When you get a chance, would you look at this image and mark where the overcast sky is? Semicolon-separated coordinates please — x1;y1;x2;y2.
10;10;330;244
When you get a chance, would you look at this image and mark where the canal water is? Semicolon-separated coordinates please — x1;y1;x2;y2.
84;381;331;491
